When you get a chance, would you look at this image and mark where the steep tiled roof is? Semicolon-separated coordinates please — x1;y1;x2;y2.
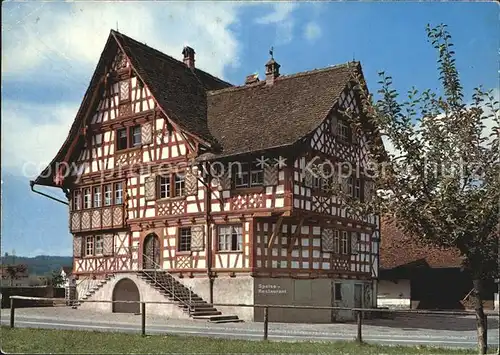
380;217;463;270
112;30;232;146
207;63;358;157
33;30;364;187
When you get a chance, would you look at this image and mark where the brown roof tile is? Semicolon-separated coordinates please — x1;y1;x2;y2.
380;217;463;270
207;63;357;157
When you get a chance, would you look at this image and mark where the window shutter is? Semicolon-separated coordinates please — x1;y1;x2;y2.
263;164;278;186
304;169;313;188
321;228;334;252
73;236;83;258
218;170;231;190
351;233;359;255
144;176;156;201
103;234;114;256
141;122;152;145
184;170;198;196
190;225;205;252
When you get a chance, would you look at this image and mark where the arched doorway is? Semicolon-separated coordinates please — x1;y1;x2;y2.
112;278;140;313
143;233;160;269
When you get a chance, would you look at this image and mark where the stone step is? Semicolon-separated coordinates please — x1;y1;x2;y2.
191;310;222;317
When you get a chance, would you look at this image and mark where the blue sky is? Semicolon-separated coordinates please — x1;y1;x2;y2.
1;1;498;257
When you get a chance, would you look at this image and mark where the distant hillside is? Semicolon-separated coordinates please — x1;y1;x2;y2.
1;255;72;275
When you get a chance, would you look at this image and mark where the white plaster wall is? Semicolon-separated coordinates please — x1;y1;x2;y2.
78;273;189;319
495;293;499;311
377;279;411;309
181;276;254;321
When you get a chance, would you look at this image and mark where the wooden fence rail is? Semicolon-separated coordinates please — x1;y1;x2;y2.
7;295;500;345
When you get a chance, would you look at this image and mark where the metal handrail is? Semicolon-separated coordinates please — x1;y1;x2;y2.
140;253;193;314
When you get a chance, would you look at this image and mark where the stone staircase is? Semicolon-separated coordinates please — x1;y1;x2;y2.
137;270;242;323
74;274;115;307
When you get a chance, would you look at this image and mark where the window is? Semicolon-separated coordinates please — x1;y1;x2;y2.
116;125;142;151
95;235;103;255
354;178;361;199
94;133;103;147
131;125;141;147
250;162;263;187
174;174;185;197
233;163;249;188
338;119;350;141
116;128;128;151
157;173;186;199
73;190;81;210
333;230;340;254
115;182;123;204
347;177;354;196
104;184;112;206
83;188;91;209
341;231;349;254
178;227;192;252
334;283;342;301
231;161;264;188
85;236;94;256
93;186;101;208
159;176;170;199
218;225;243;251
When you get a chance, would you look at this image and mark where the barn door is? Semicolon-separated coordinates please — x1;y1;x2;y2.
143;233;160;269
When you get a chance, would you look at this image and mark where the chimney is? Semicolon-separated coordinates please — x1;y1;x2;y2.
265;50;280;85
182;46;195;69
245;73;260;85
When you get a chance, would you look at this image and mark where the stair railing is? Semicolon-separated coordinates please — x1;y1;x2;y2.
141;253;192;313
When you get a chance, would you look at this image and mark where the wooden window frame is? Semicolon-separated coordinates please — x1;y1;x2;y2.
337;119;351;143
114;182;123;205
333;230;340;254
341;231;350;255
217;225;243;252
73;190;82;211
85;236;94;257
178;227;192;252
115;124;142;151
93;186;102;208
83;188;91;209
156;172;185;199
72;181;125;211
94;235;104;256
354;178;362;200
104;184;112;206
231;161;264;189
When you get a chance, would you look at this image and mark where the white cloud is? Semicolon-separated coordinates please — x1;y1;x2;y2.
1;99;79;178
1;2;251;177
304;22;322;42
254;3;298;45
2;2;243;81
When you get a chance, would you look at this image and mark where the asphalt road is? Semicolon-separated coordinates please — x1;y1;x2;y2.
1;307;499;350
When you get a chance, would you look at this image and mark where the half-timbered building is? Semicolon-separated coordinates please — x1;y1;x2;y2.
32;30;382;323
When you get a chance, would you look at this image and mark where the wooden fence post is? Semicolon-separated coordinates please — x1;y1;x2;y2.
10;297;15;329
356;310;363;343
263;306;269;341
141;302;146;336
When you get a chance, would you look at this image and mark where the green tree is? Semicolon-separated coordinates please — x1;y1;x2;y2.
46;270;65;288
328;24;499;354
4;264;28;286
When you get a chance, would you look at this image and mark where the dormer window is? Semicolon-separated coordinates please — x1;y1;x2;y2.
231;161;264;188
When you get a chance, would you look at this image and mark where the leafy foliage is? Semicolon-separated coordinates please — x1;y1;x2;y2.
329;23;498;354
336;24;499;280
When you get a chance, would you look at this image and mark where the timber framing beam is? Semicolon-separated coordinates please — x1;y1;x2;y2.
287;218;304;252
267;216;284;249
